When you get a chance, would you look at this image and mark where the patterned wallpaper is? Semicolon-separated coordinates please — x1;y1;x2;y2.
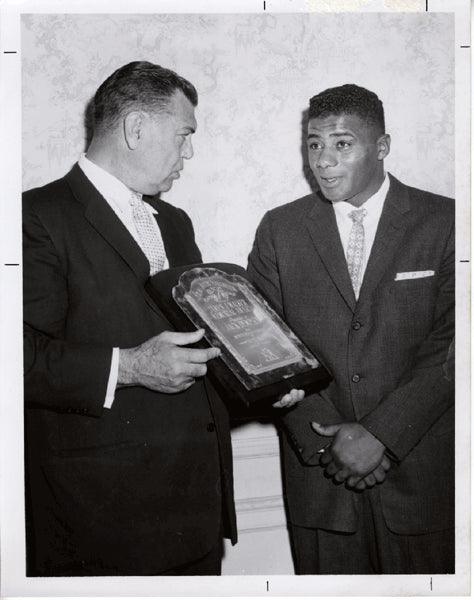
22;12;454;267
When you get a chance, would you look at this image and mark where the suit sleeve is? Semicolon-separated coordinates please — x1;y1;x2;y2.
247;212;285;314
248;212;343;464
23;195;112;416
360;221;455;461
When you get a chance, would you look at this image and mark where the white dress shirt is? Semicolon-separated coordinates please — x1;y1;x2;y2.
78;154;169;408
332;174;390;297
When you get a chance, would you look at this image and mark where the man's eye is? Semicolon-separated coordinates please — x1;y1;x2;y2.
308;143;321;151
337;141;351;149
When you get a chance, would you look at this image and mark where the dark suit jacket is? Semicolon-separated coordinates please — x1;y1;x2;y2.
23;164;236;576
248;174;454;536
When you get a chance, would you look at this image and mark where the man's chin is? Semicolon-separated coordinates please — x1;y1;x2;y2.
319;189;346;203
148;181;174;196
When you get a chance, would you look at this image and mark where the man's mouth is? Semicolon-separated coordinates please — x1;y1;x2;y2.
320;176;341;186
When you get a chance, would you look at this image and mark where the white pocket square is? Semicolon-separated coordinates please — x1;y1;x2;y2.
395;270;435;281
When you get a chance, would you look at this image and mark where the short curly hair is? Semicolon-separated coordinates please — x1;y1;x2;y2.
93;61;198;133
309;84;385;135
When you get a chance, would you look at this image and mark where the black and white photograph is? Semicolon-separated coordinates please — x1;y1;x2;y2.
0;0;470;597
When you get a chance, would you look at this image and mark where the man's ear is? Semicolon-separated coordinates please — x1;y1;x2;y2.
377;133;391;161
123;111;143;150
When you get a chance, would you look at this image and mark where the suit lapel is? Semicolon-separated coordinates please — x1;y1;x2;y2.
306;193;357;312
65;164;151;284
358;175;411;304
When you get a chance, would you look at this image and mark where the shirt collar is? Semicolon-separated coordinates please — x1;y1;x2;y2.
78;153;142;215
332;173;390;219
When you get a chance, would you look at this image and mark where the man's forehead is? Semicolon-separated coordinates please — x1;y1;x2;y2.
307;112;368;136
161;90;197;130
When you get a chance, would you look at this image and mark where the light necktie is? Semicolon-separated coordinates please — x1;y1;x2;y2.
346;208;367;299
129;192;166;275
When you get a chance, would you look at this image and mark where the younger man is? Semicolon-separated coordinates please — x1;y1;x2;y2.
248;84;454;574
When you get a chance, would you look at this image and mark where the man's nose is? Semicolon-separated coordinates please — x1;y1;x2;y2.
181;137;194;160
316;147;337;168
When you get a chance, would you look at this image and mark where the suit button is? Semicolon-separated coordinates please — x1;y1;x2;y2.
207;423;216;432
352;321;361;330
351;374;360;383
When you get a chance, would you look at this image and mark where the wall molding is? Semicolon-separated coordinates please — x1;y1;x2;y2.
235;494;288;534
231;430;287;533
231;433;280;461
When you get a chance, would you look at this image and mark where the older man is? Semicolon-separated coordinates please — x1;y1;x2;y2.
23;61;236;576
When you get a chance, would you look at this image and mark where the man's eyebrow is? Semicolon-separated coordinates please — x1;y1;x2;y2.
307;131;355;139
177;125;196;135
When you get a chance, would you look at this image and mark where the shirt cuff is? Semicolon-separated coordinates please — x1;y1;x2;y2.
104;347;119;408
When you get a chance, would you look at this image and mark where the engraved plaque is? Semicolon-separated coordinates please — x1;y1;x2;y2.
146;263;330;406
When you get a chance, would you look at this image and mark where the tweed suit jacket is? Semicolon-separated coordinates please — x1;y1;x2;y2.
248;174;454;535
23;164;236;575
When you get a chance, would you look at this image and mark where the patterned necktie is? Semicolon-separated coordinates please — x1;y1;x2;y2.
346;208;367;299
129;192;166;275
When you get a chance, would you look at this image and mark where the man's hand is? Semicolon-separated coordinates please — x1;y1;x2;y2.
312;421;387;487
118;329;220;393
348;454;392;491
273;389;305;408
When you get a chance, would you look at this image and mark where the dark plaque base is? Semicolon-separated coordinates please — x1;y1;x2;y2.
146;263;330;407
